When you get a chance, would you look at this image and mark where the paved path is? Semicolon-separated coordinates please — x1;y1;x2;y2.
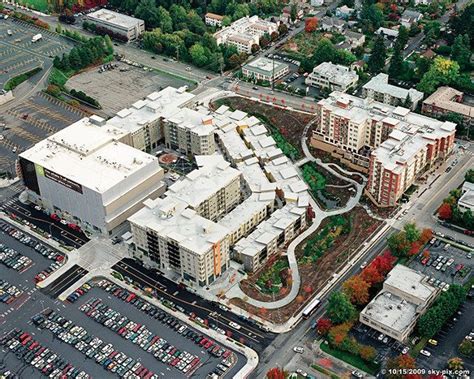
227;121;367;309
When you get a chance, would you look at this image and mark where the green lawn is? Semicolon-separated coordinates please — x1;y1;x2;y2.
255;259;289;294
320;342;380;375
15;0;49;12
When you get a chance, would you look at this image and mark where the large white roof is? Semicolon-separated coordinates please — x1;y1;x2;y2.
87;8;144;28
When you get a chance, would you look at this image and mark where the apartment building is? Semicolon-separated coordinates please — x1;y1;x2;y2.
107;86;194;153
129;198;230;287
205;12;224;27
362;73;424;111
242;57;289;83
305;62;359;92
19;116;165;235
163;108;216;156
422;86;474;126
214;15;278;53
312;92;456;205
360;265;438;342
85;9;145;41
165;155;241;222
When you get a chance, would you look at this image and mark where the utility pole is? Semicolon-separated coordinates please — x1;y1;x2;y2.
271;54;275;92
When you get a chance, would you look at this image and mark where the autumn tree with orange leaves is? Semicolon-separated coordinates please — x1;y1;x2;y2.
343;275;371;305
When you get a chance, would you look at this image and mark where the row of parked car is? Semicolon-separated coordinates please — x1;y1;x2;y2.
1;329;89;379
32;308;156;378
80;298;202;375
66;282;92;303
0;243;32;272
0;279;23;304
98;280;235;376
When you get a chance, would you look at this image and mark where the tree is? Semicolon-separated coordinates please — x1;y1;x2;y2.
450;3;474;48
417;57;460;94
422;250;430;260
447;357;464;370
68;49;82;70
404;223;420;243
372;251;396;275
465;169;474;183
189;43;208;67
260;33;270;48
222;16;231;27
342;275;371;305
328;322;352;347
368;35;386;74
360;0;384;33
278;23;288;35
459;339;473;357
316;318;332;335
451;34;471;71
388;47;404;79
387;355;416;378
387;232;411;257
135;0;160;29
419;228;433;244
266;367;287;379
359;345;377;361
438;203;453;220
270;31;279;42
251;44;260;54
104;35;114;55
361;264;384;285
290;4;297;22
55;23;62;34
157;6;173;33
395;25;409;50
408;241;422;256
326;291;357;324
305;17;318;33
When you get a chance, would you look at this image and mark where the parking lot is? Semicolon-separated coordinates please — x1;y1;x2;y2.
409;238;472;289
0;222;246;378
0;91;87;175
66;62;194;116
0;18;74;89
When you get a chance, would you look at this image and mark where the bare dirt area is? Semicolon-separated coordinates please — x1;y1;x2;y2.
229;208;384;323
66;63;193;116
211;96;314;157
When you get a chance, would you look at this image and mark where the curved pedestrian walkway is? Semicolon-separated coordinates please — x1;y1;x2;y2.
227;123;367;310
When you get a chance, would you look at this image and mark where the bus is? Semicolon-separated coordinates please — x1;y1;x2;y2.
302;297;321;319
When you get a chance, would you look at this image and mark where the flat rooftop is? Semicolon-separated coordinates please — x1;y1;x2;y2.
107;86;194;134
363;73;423;101
423;86;474;118
166;155;241;209
20;118;159;193
129;198;228;255
361;291;419;333
385;264;437;302
87;9;144;28
310;62;358;86
167;107;216;136
243;57;289;76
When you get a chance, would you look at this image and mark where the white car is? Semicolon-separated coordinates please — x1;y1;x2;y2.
420;350;431;357
402;347;409;354
296;369;308;377
60;219;68;225
360;261;368;269
352;371;363;378
293;346;304;353
229;321;241;330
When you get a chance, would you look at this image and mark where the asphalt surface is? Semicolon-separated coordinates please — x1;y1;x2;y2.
0;221;246;378
113;258;277;354
42;265;88;298
1;197;89;249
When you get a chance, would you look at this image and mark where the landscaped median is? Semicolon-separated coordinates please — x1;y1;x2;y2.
4;67;42;91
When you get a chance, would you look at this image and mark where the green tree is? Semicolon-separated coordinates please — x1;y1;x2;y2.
459;339;473;357
103;35;114;55
55;23;62;34
360;0;383;33
404;223;420;243
222;16;231;27
157;6;173;33
189;43;208;67
326;291;357;324
417;57;460;94
451;34;471;71
68;49;82;70
135;0;160;29
465;169;474;183
388;47;404;79
368;35;386;74
290;3;297;22
450;3;474;48
395;25;409;50
387;231;410;257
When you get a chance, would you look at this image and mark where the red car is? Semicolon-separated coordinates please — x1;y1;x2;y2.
50;214;60;221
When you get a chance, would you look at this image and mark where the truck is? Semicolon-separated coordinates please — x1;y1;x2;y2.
31;34;42;43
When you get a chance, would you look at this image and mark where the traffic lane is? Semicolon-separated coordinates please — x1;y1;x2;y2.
113;259;274;350
75;287;246;379
1;199;88;248
42;265;88;298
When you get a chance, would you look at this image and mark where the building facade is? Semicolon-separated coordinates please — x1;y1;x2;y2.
204;12;224;27
360;265;438;342
19;117;165;235
214;16;278;53
422;86;474;126
85;9;145;41
362;73;424;111
311;92;456;206
305;62;359;92
242;57;289;83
